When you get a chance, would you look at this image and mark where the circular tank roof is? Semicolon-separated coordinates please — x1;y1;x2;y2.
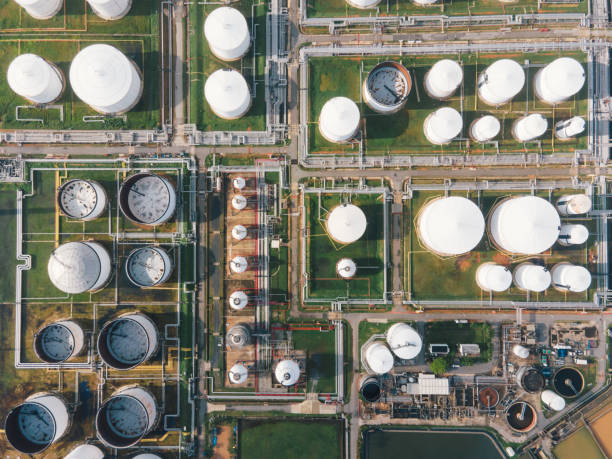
471;115;501;142
424;107;463;145
229;290;248;310
120;173;176;226
552;263;591;293
233;176;246;190
553;367;584;397
514;264;551;292
97;395;149;448
319;97;360;143
101;317;151;369
360;377;382;402
7;54;60;103
275;359;300;386
204;7;250;61
478;387;499;408
559;224;589;245
476;263;512;292
506;401;536;432
513;344;530;359
418;196;485;255
227;324;250;348
48;241;110;294
35;323;75;363
232;224;248;240
425;59;463;99
230;256;248;273
58;179;105;220
478;59;525;105
536;57;585;104
126;246;172;287
65;444;105;459
541;390;566;411
336;258;357;278
133;455;162;459
347;0;381;7
558;194;592;215
205;69;251;119
232;194;248;210
514;114;548;142
5;401;56;454
326;203;367;244
386;323;422;360
229;363;249;384
519;367;545;393
364;61;411;112
365;342;394;375
489;196;560;254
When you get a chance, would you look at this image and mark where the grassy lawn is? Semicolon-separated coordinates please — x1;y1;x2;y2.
424;321;492;364
307;0;587;19
305;192;386;300
239;420;343;459
553;427;604;459
405;188;597;302
308;51;588;156
188;1;267;133
0;185;17;303
291;328;336;393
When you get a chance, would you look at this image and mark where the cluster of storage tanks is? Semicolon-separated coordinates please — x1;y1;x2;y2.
416;192;593;293
318;57;586;145
362;323;423;375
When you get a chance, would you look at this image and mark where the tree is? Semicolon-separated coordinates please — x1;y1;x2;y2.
430;357;447;376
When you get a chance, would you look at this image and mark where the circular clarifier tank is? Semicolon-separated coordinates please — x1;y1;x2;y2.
119;173;177;226
478;387;500;409
516;367;545;393
34;320;84;363
98;313;159;370
363;61;412;114
58;179;107;221
126;246;173;287
506;401;537;432
553;367;584;398
360;377;382;402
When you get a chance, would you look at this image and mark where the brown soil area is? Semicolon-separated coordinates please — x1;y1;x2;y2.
211;425;233;459
591;409;612;456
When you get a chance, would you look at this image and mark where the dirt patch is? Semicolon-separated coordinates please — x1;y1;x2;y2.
455;253;478;272
591;409;612;456
492;253;511;265
212;425;233;459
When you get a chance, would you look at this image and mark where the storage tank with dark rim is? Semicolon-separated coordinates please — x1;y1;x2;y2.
119;173;176;227
360;377;382;402
506;401;537;432
362;61;412;114
34;320;84;363
478;387;500;409
517;367;545;393
553;367;584;398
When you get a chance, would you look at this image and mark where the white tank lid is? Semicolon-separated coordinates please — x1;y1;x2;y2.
471;115;501;142
426;59;463;97
514;264;551;292
319;97;360;143
557;116;586;138
386;323;422;360
65;444;105;459
489;196;560;254
275;359;300;386
514;114;548;142
513;344;530;359
229;290;248;310
48;241;110;294
204;7;250;60
541;390;566;411
365;342;394;375
536;57;585;104
559;223;589;245
233;176;246;190
558;194;592;215
418;196;484;255
336;258;357;278
7;54;60;103
326;203;367;244
229;363;249;384
232;194;247;210
205;69;251;119
478;59;525;105
347;0;381;7
230;256;248;273
552;264;591;293
424;107;463;144
232;224;248;241
476;264;512;292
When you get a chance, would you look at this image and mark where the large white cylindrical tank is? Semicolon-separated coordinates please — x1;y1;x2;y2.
478;59;525;106
230;256;248;273
418;196;484;256
364;341;394;375
362;61;412;114
319;97;360;143
476;263;512;292
119;173;177;226
346;0;381;8
48;241;112;294
205;69;251;119
558;223;589;246
232;224;248;241
424;59;463;100
4;393;71;454
13;0;63;19
65;444;105;459
58;179;107;221
541;390;566;411
556;194;592;216
489;196;560;255
512;114;548;142
514;263;551;292
424;107;462;145
386;323;422;360
229;363;249;384
70;44;143;114
326;203;368;244
336;258;357;279
126;246;173;288
98;313;159;370
555;116;586;140
96;386;158;448
87;0;132;20
551;263;591;293
512;344;530;359
535;57;585;105
205;7;251;61
7;54;64;104
413;0;439;3
34;320;85;363
229;290;248;310
470;115;501;142
275;359;301;386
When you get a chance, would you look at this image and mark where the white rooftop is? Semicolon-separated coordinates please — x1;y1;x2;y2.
319;97;360;143
232;224;248;241
48;241;110;294
326;203;367;244
514;264;551;292
7;54;63;104
204;7;251;61
230;256;248;273
404;374;450;395
65;444;105;459
476;263;512;292
229;363;249;384
386;323;422;360
471;115;501;142
275;359;300;386
205;69;251;119
478;59;525;105
535;57;585;105
229;290;248;310
424;107;463;145
552;263;591;293
365;342;394;375
513;114;548;142
336;258;357;278
541;390;566;411
425;59;463;99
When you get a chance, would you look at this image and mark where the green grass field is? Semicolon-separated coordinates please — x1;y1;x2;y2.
424;321;493;363
308;51;588;156
188;1;267;133
553;427;604;459
291;328;336;393
305;192;386;300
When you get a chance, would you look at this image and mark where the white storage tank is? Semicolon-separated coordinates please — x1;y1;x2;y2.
475;263;512;292
513;263;551;292
512;344;530;359
232;194;248;211
512;114;548;142
275;359;301;386
232;224;248;241
233;176;247;190
489;196;560;255
230;256;248;273
119;173;177;226
7;54;64;104
346;0;381;8
96;386;158;448
87;0;132;20
417;196;485;256
413;0;439;3
226;324;251;349
555;116;586;140
34;320;85;363
558;223;589;246
48;241;112;294
535;57;585;105
126;246;173;288
4;393;71;454
541;390;566;411
551;263;591;293
70;44;143;114
336;258;357;279
470;115;501;142
424;59;463;100
362;61;412;114
478;59;525;106
326;203;368;244
65;444;105;459
424;107;462;145
319;97;360;143
229;290;248;310
204;7;251;61
364;341;394;375
13;0;62;19
556;194;592;216
386;323;422;360
58;179;107;221
229;363;249;384
98;313;159;370
205;69;251;119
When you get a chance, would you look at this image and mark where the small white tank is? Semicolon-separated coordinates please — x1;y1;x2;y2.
512;114;548;142
65;444;105;459
275;359;301;386
555;116;586;140
556;194;592;216
204;7;251;61
7;54;64;104
228;290;248;310
413;0;439;4
346;0;381;8
13;0;63;19
232;224;248;241
229;363;249;384
513;263;551;292
233;176;247;190
319;97;360;143
232;194;248;211
512;344;530;359
475;263;512;292
424;107;462;145
230;256;248;273
424;59;463;100
478;59;525;106
558;224;589;246
470;115;501;142
86;0;132;20
534;57;585;105
205;69;251;119
336;258;357;279
551;263;591;293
